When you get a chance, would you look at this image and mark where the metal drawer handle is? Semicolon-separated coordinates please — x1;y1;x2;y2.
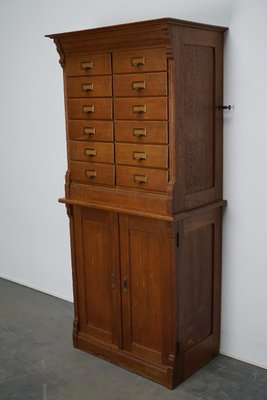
84;148;97;157
133;128;147;138
83;105;95;114
82;83;94;92
85;169;97;178
133;105;146;114
133;151;147;161
131;56;145;66
80;61;93;70
84;127;96;136
134;174;148;184
132;81;146;90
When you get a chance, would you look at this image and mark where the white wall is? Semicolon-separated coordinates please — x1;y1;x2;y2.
0;0;266;369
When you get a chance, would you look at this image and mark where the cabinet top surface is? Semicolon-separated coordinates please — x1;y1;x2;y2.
46;17;228;39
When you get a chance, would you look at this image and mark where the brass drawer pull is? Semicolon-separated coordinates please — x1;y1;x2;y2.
131;56;145;66
133;151;147;161
133;128;147;138
132;81;146;90
84;148;97;157
83;105;95;114
85;169;97;178
80;61;93;70
84;127;96;136
133;104;147;114
134;174;148;184
82;83;94;92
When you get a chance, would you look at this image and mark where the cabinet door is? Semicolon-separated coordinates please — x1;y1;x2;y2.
119;214;174;365
73;206;121;347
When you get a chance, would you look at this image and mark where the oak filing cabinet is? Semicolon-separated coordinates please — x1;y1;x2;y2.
47;18;227;388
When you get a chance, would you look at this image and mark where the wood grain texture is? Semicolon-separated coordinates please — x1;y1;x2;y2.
113;48;167;73
67;98;113;120
68;120;113;142
65;53;111;76
113;72;167;97
116;165;168;192
66;75;112;98
70;161;115;186
69;141;114;163
48;17;227;389
73;207;122;346
183;44;214;195
114;97;167;120
115;121;168;144
119;215;172;365
115;143;168;169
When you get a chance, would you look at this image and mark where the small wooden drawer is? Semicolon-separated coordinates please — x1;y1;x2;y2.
66;53;111;76
113;48;166;73
70;161;114;186
67;99;112;120
114;97;167;120
115;121;167;144
69;141;114;163
68;120;113;142
116;166;168;192
113;72;167;97
116;143;168;168
66;76;112;98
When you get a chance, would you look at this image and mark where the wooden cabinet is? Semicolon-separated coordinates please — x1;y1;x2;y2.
47;18;227;389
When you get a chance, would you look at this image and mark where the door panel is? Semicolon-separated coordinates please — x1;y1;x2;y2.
119;215;173;365
73;206;121;347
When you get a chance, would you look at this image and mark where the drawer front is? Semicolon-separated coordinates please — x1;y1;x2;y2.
116;143;168;169
114;97;167;120
113;72;167;97
68;99;112;120
69;141;114;163
67;76;112;98
116;166;168;192
115;121;167;144
68;120;113;142
113;48;167;73
70;161;114;186
66;53;111;76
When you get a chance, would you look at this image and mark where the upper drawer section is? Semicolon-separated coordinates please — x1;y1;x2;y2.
66;53;111;77
113;48;167;74
66;76;112;98
113;72;167;97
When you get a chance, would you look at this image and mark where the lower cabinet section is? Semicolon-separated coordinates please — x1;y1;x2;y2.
69;205;223;389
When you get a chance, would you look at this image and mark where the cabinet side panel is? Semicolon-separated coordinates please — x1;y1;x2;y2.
183;224;213;348
181;207;223;378
180;28;224;209
183;45;214;194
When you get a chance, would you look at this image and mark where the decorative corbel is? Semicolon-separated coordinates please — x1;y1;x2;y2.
53;38;65;68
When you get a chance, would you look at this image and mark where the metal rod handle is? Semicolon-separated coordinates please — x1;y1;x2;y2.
218;105;232;110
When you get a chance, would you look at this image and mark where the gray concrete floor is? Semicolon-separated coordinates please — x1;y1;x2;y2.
0;278;266;400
